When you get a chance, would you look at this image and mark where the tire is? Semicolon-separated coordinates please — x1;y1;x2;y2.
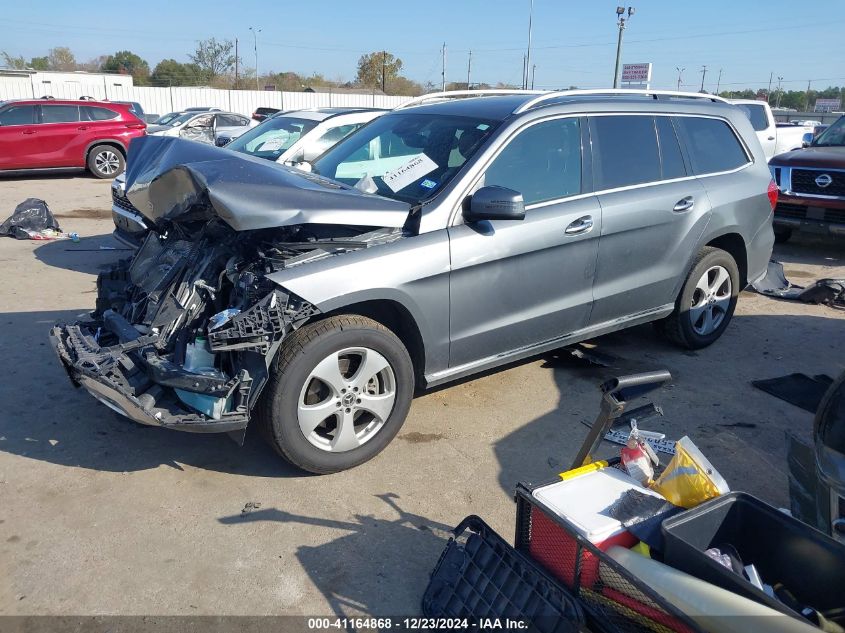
87;145;125;179
256;315;414;474
774;227;793;244
658;246;740;350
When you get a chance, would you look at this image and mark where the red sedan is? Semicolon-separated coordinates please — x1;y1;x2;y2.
0;99;146;178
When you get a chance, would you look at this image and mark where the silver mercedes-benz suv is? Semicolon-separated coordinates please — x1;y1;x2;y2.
52;89;776;473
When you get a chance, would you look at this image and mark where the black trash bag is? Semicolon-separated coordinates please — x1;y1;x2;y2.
0;198;61;239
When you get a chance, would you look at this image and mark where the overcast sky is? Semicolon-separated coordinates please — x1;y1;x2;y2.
4;0;845;91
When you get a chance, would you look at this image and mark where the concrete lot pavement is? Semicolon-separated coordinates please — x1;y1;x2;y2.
0;175;843;616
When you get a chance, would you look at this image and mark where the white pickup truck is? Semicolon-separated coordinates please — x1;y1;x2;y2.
729;99;814;160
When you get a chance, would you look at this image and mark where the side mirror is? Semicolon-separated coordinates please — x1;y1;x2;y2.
464;186;525;222
802;132;814;148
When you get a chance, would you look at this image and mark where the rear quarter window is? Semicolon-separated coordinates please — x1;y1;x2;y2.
82;106;119;121
675;116;749;175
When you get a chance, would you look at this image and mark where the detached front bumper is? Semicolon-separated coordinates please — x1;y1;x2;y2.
50;323;250;433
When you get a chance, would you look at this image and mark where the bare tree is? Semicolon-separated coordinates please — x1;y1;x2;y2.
47;47;77;71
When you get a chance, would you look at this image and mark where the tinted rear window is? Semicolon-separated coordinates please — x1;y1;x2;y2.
82;106;119;121
736;104;769;131
591;115;661;190
674;116;749;175
41;105;80;123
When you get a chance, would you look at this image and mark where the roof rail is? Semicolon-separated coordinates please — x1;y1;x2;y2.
513;89;729;114
397;89;547;110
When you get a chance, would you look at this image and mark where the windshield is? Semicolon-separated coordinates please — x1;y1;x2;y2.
813;117;845;147
226;116;319;159
311;112;498;204
154;112;191;126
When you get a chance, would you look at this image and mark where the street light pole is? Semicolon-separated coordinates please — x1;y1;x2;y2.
675;67;684;91
612;7;635;89
699;65;707;92
524;0;534;90
249;27;261;91
776;76;784;108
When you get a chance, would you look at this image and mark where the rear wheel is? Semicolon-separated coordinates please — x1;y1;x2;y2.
658;247;739;349
256;315;414;474
87;145;125;179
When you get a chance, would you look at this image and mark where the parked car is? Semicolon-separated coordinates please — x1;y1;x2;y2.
53;89;775;474
252;106;281;123
221;108;385;163
729;99;813;160
113;101;147;122
145;111;253;145
768;115;845;242
0;99;146;178
184;107;221;112
114;108;385;246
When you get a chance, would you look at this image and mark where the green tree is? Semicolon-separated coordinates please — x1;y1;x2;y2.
151;59;205;86
188;38;237;81
102;51;151;85
356;51;402;90
47;47;77;71
29;56;49;70
1;52;27;69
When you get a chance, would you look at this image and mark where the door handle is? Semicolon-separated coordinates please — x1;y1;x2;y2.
673;196;695;212
22;129;36;135
77;126;89;131
767;136;775;140
565;215;594;235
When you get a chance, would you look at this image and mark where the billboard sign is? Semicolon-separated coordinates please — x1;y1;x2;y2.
814;98;842;113
621;63;652;83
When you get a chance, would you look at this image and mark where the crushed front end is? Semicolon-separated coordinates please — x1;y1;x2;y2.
51;222;325;433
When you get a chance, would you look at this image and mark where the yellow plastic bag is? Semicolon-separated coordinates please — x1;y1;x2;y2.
650;436;729;508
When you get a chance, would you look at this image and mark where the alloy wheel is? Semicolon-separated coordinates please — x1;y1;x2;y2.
95;151;120;176
297;347;396;452
689;265;732;336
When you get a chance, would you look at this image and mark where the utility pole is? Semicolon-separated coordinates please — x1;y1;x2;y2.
249;27;261;91
716;68;722;94
466;50;472;89
675;66;684;91
381;50;386;93
531;64;536;90
776;76;783;108
805;80;811;112
524;0;534;90
699;65;707;92
612;6;635;89
441;42;446;92
234;38;239;88
767;72;773;102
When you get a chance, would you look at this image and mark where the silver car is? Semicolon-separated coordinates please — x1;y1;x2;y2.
52;89;775;474
146;110;253;144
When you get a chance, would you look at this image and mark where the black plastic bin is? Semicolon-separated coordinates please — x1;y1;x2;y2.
662;492;845;618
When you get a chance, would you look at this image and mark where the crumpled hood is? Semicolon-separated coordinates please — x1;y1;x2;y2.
123;135;410;231
769;146;845;168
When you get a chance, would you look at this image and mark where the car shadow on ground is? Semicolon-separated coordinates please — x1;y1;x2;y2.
0;309;301;478
0;172;90;182
217;492;454;617
33;233;131;275
493;311;845;504
772;233;843;269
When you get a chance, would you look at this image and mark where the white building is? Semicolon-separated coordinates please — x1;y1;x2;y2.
0;69;134;102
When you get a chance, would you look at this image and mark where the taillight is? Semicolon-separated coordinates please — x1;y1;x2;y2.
767;179;778;210
125;123;146;130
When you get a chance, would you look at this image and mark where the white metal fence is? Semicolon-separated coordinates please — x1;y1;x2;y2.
0;76;410;117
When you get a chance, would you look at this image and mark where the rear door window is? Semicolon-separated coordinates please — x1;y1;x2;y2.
41;105;81;123
736;104;769;131
656;116;687;180
590;115;661;190
674;116;750;175
0;104;37;125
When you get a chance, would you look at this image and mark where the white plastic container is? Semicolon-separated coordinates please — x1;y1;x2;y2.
533;467;665;544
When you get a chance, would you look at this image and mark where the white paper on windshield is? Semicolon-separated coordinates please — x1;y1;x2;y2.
382;153;438;192
259;136;287;151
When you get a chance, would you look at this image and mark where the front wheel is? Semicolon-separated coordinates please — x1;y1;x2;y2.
657;246;740;349
256;315;414;474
